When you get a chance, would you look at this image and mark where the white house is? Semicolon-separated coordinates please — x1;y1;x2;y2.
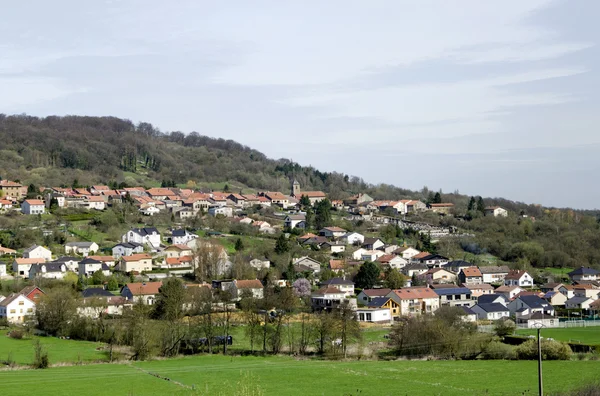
21;199;45;215
394;247;421;260
471;303;510;320
23;245;52;261
293;257;322;273
208;206;234;217
568;267;600;283
0;262;6;277
361;250;385;262
0;294;36;323
484;206;508;217
169;229;198;245
112;242;144;258
121;282;162;305
12;258;45;278
164;244;193;259
362;238;385;250
508;295;555;318
340;232;365;246
320;241;346;254
65;241;99;257
356;308;391;323
79;257;111;277
122;227;161;249
249;258;270;270
311;287;358;311
319;227;347;238
479;266;511;284
504;270;534;288
320;278;355;297
232;279;264;300
284;214;306;229
29;263;67;279
565;296;595;310
53;256;80;273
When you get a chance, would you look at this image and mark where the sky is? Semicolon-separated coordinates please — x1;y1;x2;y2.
1;1;598;208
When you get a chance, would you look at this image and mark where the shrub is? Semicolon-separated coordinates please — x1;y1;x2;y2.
482;341;516;360
493;319;516;338
516;339;572;360
32;340;49;369
8;329;24;339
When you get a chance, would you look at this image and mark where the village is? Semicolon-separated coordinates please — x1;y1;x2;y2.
1;176;599;334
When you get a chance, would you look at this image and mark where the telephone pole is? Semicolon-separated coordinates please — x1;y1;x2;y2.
537;326;543;396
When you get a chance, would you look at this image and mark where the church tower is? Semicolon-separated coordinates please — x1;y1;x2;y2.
292;179;301;197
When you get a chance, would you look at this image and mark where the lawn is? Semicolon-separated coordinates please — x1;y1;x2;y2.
1;355;599;395
0;335;108;365
517;326;600;344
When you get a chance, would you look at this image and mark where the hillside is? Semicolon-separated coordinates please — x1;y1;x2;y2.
0;114;540;214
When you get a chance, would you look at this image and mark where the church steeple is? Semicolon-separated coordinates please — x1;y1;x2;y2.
292;178;300;197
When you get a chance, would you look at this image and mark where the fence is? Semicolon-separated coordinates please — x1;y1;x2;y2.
478;319;600;333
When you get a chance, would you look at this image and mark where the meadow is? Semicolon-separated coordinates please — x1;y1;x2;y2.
1;355;599;395
517;326;600;344
0;335;108;365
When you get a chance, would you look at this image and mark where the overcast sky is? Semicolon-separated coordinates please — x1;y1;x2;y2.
1;1;598;208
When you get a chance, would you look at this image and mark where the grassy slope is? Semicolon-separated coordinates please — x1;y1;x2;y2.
1;356;599;395
0;335;107;365
517;327;600;344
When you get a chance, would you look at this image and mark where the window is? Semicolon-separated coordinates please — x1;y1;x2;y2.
18;301;24;305
366;313;372;321
10;309;16;314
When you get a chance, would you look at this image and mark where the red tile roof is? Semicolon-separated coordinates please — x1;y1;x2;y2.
236;279;263;289
125;282;162;296
461;267;482;277
393;287;438;300
122;254;152;262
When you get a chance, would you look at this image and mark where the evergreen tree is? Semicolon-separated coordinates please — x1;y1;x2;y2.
477;196;485;213
354;261;380;289
467;196;476;211
315;198;332;230
234;238;245;252
433;192;442;204
274;234;289;254
299;195;311;208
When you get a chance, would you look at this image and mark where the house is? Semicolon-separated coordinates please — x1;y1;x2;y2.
319;241;346;254
0;294;35;323
249;258;270;270
12;258;44;278
544;291;568;307
118;254;153;273
0;199;14;211
433;287;474;307
0;245;17;256
521;312;560;329
291;182;327;205
121;282;162;305
362;238;385;250
112;242;144;258
484;206;508;217
64;241;99;256
464;283;494;298
387;287;440;316
479;266;511;284
540;283;566;293
78;295;132;318
0;262;6;277
378;244;400;255
164;244;193;259
477;294;509;306
79;257;111;277
568;267;600;283
208;206;234;217
471;303;510;320
357;288;392;305
29;263;67;279
122;227;161;249
458;267;483;285
21;199;45;215
394;247;421;260
311;287;357;312
402;263;429;278
53;256;80;272
443;260;474;274
319;227;347;238
19;286;45;302
165;256;194;269
284;214;306;229
328;259;346;274
0;179;23;199
356;307;392;323
504;270;534;288
424;268;457;284
343;193;373;206
232;279;264;300
88;255;116;268
365;296;401;318
340;232;365;246
320;278;354;297
428;203;454;214
565;296;595;310
508;295;555;322
573;284;600;300
293;257;321;273
82;288;114;299
262;191;290;208
376;255;408;270
23;244;52;261
558;284;575;299
416;254;449;269
494;285;524;300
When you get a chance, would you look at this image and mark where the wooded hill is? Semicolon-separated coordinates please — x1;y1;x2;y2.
0;114;552;214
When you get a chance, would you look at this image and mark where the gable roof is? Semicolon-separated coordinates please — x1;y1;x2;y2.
461;267;482;277
122;254;152;262
14;258;45;265
313;286;343;296
0;293;34;307
130;227;160;236
478;294;508;304
505;270;530;280
367;297;393;308
329;260;345;270
125;282;162;296
475;303;509;313
463;283;494;291
235;279;263;289
65;241;96;248
517;295;549;309
82;288;114;298
320;277;354;286
23;199;45;205
23;244;50;254
568;267;600;276
433;287;471;296
361;288;392;297
393;287;438;300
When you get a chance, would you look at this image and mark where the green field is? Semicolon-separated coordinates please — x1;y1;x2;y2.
517;326;600;344
0;335;107;365
0;355;599;395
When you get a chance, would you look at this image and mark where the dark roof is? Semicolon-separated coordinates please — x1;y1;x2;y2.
518;295;550;309
80;257;102;265
433;287;471;296
53;256;80;263
420;254;449;261
131;227;159;236
529;312;556;320
566;296;591;305
82;288;114;298
31;263;64;272
478;294;508;304
171;229;188;237
404;263;428;271
115;242;144;249
475;303;509;313
362;237;383;246
320;277;354;286
65;241;95;248
367;297;391;308
445;260;473;268
460;306;476;315
568;267;600;276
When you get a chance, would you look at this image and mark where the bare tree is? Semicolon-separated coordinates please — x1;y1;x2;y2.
192;242;228;282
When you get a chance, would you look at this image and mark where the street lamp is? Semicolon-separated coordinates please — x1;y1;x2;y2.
532;322;545;396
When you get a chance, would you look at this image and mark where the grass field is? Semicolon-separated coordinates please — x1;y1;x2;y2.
1;355;599;395
0;335;107;365
517;326;600;344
